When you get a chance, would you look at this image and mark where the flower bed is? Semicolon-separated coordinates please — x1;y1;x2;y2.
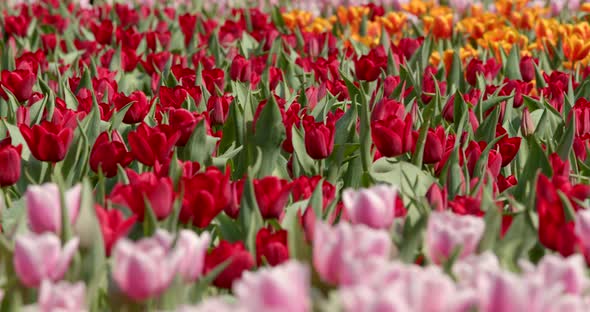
0;0;590;311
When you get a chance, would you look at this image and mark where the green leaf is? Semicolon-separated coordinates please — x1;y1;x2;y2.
504;46;522;80
398;214;427;263
253;97;286;177
237;177;263;254
371;159;435;197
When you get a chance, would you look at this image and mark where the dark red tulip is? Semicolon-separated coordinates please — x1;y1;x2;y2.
141;52;171;76
204;240;254;289
519;55;536;82
90;20;114;45
255;227;289;266
163;108;203;147
371;99;414;158
495;126;522;167
202;68;225;94
223;179;245;219
19;120;74;163
253;176;292;220
114;91;150;125
291;175;337;209
302;113;336;160
179;167;230;227
354;47;387;81
420;126;446;164
89;131;133;178
229;55;252;82
207;94;233;126
111;170;175;221
128;123;180;167
0;70;36;102
282;103;302;153
0;137;22;187
497;174;517;193
95;204;137;256
179;13;197;45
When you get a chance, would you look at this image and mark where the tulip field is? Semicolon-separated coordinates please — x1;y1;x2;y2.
4;0;590;310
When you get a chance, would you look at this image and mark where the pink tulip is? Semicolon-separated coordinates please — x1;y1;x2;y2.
26;183;81;234
14;233;79;287
425;211;485;264
575;209;590;250
234;261;310;312
313;221;392;285
38;280;86;312
175;230;211;283
523;254;588;295
112;230;180;301
342;184;399;229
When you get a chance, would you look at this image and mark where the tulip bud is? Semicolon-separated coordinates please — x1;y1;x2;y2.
0;138;22;187
519;56;535;82
521;107;535;136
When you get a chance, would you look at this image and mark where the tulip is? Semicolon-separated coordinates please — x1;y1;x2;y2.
223;179;244;219
255;227;289;266
425;211;485;264
128;123;180;167
20;121;74;163
14;233;79;287
175;230;211;283
233;261;310;312
342;184;400;229
112;230;179;301
0;69;36;102
89;131;133;178
110;170;175;221
254;176;292;219
26;183;81;234
521;107;535;136
0;137;22;187
38;280;86;312
204;240;255;289
313;221;392;285
202;68;225;94
207;94;233;126
114;91;150;125
302;113;336;160
354;47;387;81
165;108;202;146
426;183;448;211
576;209;590;251
230;55;252;82
180;167;231;227
95;205;137;256
90;20;113;45
519;56;535;82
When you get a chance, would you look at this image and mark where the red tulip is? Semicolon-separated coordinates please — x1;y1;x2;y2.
111;170;175;221
0;70;36;102
89;131;133;178
302;113;336;160
128;123;180;167
495;125;522;167
204;240;254;289
163;108;203;147
519;55;536;82
254;176;292;220
230;55;252;82
113;91;150;124
255;227;289;266
354;47;387;81
419;126;446;164
95;204;137;256
0;137;22;187
179;13;197;45
180;167;230;227
141;52;171;76
90;20;114;45
202;68;225;94
207;94;233;126
421;66;446;104
20;120;74;163
371;99;414;158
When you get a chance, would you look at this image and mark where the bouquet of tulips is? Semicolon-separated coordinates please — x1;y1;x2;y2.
2;0;590;311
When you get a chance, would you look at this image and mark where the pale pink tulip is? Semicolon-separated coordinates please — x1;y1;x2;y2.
342;184;399;229
26;183;81;234
575;209;590;250
524;254;588;295
112;230;179;301
175;230;211;282
425;211;485;264
13;233;79;287
234;261;310;312
38;280;86;312
313;221;392;285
